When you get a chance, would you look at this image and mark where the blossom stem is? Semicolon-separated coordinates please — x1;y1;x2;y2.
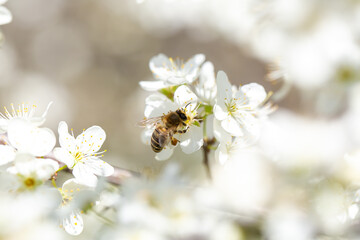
56;165;68;173
202;117;212;180
202;144;212;181
51;177;57;188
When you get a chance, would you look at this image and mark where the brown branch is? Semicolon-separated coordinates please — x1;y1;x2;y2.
202;138;215;181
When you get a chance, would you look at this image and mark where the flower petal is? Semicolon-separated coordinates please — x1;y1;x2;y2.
199;61;216;89
221;117;244;137
234;112;261;139
196;61;217;104
72;163;98;187
84;158;114;177
183;54;206;83
0;145;15;165
8;119;56;156
155;147;174;161
35;158;59;180
241;83;267;107
58;121;76;153
29;102;53;127
8;154;58;181
213;118;232;142
178;126;203;154
63;210;84;236
53;147;75;169
167;76;188;85
215;143;229;165
62;178;91;197
139;80;167;91
144;94;177;118
174;85;198;110
141;128;153;145
216;71;233;104
0;118;8;133
76;126;106;154
0;6;12;25
149;54;173;80
213;103;228;121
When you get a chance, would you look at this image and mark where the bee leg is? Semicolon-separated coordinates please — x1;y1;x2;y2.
171;137;178;146
177;127;189;134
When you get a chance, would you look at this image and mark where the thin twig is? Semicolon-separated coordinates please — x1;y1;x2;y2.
202;143;212;180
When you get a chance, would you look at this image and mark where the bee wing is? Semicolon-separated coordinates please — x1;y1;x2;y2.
137;116;162;128
161;131;172;146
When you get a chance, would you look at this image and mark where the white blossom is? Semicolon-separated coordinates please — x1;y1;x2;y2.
0;0;12;26
0;102;53;134
142;85;203;160
214;71;271;138
7;153;59;191
7;118;56;157
117;166;239;239
53;121;114;187
194;61;217;105
0;118;56;166
139;53;205;91
213;118;256;165
59;178;91;236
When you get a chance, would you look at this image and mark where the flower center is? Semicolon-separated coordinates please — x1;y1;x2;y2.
168;57;185;72
24;177;35;188
74;152;84;164
225;99;238;114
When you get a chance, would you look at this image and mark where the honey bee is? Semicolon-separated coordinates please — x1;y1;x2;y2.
138;108;190;153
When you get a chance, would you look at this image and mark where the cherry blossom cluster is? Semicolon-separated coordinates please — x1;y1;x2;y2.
3;0;360;239
0;102;114;236
140;53;274;163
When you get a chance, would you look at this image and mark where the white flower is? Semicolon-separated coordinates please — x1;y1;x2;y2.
0;102;53;133
59;178;91;236
214;71;271;138
142;85;203;160
214;119;254;165
194;61;217;105
0;0;12;26
0;118;56;166
7;153;59;191
53;121;114;187
139;53;205;91
7;118;56;157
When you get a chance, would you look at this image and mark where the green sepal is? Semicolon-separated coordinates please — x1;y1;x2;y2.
193;120;201;127
158;85;180;101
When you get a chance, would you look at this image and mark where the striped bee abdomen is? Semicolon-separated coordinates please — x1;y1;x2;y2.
151;128;167;153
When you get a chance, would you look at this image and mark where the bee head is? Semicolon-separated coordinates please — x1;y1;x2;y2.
176;109;188;121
